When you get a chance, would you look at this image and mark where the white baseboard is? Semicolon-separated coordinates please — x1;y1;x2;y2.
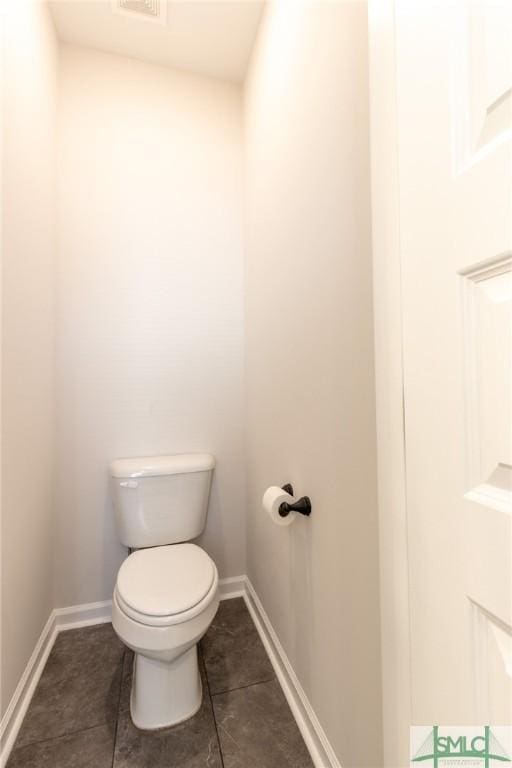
243;578;341;768
54;599;113;631
0;575;339;768
0;612;58;767
218;575;246;600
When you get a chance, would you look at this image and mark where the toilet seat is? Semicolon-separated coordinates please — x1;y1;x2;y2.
115;543;218;627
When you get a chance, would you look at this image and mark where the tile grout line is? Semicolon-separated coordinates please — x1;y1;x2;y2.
209;675;276;698
199;645;226;768
110;648;127;768
8;721;113;753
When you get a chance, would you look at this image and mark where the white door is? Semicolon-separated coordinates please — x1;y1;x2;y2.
395;0;512;734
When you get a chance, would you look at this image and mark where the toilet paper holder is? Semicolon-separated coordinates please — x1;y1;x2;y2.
279;484;312;518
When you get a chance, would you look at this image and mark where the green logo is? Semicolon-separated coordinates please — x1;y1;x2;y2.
411;726;511;768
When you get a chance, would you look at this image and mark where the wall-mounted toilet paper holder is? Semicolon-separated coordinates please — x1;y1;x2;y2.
279;484;312;518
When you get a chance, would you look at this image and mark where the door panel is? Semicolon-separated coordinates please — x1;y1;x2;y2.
452;0;512;169
461;258;512;516
395;0;512;726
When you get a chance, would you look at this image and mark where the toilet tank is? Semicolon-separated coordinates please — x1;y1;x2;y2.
109;454;215;549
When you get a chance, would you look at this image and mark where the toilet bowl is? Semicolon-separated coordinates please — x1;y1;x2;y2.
112;542;219;730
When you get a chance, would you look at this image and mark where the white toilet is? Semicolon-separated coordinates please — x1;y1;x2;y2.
109;453;219;730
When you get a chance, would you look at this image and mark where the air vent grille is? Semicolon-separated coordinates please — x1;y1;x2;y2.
119;0;159;17
113;0;167;25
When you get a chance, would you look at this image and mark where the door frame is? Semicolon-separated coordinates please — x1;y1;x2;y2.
368;2;411;765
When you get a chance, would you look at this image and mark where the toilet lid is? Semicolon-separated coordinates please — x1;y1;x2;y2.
116;543;215;618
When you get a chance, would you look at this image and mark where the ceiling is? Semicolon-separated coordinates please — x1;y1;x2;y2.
49;0;265;84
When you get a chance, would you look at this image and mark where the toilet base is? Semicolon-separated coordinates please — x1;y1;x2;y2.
130;645;202;730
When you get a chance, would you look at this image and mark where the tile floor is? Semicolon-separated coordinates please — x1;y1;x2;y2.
7;598;314;768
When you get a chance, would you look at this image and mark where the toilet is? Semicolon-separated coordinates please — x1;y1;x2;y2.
109;453;219;730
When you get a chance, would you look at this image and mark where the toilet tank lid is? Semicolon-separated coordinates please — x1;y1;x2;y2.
109;453;215;479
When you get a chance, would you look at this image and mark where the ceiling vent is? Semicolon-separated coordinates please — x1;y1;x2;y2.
112;0;167;26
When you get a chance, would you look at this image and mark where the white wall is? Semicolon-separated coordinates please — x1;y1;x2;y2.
55;46;245;606
244;3;382;766
1;0;58;716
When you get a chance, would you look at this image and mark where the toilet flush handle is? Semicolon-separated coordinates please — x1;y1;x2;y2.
119;480;138;489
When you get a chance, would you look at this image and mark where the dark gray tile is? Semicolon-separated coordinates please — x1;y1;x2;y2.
113;660;222;768
6;724;114;768
16;623;124;747
40;623;124;687
119;649;134;712
212;679;313;768
201;598;274;694
12;601;309;768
